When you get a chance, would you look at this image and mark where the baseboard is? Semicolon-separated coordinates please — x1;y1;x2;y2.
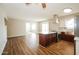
8;35;25;39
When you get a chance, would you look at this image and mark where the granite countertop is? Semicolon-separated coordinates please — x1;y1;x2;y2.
39;32;57;34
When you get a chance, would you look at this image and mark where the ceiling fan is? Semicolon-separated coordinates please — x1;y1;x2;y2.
25;3;46;8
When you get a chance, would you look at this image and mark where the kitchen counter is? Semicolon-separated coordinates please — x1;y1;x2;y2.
39;32;57;34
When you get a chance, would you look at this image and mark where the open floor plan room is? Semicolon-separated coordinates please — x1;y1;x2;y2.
0;3;79;55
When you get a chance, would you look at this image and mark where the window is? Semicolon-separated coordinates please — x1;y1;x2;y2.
65;18;74;29
42;22;49;33
26;22;37;32
26;23;31;32
31;23;37;32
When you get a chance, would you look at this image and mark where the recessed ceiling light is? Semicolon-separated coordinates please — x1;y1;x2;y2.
64;8;72;13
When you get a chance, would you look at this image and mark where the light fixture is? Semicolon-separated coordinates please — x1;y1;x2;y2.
64;8;72;13
53;14;59;24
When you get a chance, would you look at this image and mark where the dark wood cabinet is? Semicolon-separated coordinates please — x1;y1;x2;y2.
39;33;57;47
60;32;74;42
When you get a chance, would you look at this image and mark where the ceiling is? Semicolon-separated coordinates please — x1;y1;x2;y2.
1;3;79;21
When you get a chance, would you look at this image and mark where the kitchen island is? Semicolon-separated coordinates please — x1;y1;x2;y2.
39;32;57;47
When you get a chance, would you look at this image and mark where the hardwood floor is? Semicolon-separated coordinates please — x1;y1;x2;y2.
2;36;74;55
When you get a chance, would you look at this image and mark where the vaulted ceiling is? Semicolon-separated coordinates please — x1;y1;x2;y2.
1;3;79;21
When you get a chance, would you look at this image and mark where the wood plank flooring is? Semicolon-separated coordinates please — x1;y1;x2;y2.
2;36;74;55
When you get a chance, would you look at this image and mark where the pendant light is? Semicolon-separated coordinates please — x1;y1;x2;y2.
53;14;59;24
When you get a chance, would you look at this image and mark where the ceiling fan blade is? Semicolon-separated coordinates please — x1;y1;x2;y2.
25;3;31;5
41;3;46;8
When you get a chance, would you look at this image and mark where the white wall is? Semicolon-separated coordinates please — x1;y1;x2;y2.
7;18;41;37
7;18;26;37
0;8;7;54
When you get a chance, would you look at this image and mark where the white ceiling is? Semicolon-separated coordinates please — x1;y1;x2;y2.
1;3;79;21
